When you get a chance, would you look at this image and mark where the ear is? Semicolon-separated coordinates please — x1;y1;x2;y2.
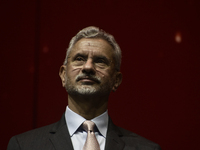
59;65;67;87
112;72;122;92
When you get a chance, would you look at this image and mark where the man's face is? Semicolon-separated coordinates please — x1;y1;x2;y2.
60;38;122;96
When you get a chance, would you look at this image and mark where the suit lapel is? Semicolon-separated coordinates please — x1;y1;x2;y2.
105;118;125;150
49;114;74;150
48;115;125;150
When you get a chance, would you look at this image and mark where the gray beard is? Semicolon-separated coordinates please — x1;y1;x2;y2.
65;74;113;96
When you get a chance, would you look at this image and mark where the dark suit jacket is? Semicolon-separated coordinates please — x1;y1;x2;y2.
7;114;161;150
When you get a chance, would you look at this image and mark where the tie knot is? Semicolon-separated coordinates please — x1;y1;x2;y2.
82;120;95;132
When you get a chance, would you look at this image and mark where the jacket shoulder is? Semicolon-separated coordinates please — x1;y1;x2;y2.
7;118;66;150
115;126;162;150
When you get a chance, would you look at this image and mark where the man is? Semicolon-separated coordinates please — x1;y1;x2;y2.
7;26;161;150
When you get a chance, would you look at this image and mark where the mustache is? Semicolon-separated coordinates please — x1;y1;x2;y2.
75;74;101;84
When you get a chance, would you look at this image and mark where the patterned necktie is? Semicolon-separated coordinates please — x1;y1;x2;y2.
82;120;100;150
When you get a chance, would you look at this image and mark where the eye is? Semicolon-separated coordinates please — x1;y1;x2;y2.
96;59;106;64
75;56;85;61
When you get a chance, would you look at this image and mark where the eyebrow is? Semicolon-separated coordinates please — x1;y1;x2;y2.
93;55;109;61
70;52;111;64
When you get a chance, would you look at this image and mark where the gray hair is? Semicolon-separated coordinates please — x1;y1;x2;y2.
63;26;122;71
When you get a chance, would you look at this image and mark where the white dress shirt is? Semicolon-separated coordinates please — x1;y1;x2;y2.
65;106;108;150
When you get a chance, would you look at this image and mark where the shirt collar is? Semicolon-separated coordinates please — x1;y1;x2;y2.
65;106;108;138
91;110;108;138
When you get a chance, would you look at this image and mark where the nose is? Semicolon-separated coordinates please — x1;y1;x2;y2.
82;59;95;75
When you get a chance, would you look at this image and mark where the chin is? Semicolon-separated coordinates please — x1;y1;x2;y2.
76;86;98;95
66;84;112;96
66;85;98;95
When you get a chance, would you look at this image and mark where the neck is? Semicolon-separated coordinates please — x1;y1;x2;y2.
68;94;109;120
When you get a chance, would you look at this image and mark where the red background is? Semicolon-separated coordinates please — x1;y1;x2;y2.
1;0;200;149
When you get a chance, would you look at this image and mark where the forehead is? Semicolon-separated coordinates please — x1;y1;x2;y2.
69;38;114;58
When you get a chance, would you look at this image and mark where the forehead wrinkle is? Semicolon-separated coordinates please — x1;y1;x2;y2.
73;46;107;57
77;38;113;49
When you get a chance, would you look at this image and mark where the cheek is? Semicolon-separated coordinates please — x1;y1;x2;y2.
67;66;81;77
96;68;113;79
